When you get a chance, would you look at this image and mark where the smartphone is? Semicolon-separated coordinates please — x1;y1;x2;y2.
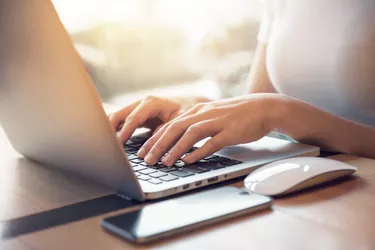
101;186;272;244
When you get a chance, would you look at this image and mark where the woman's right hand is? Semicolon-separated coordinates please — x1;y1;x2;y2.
108;96;182;144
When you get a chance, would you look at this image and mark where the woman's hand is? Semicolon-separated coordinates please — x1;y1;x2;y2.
108;96;182;143
138;93;282;166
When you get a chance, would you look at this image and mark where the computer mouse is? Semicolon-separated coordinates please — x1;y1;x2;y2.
244;157;357;196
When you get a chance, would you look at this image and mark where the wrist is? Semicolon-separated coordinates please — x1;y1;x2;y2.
263;94;291;134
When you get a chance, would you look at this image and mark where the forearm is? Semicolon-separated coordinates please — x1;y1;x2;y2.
274;95;375;159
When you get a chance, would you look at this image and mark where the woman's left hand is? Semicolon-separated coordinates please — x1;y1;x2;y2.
137;93;283;166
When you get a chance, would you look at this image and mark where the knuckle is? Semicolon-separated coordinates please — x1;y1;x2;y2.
187;124;202;136
168;120;183;132
144;95;158;103
205;107;221;114
193;103;204;110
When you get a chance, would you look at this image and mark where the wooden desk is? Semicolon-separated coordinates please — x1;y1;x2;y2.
1;125;375;250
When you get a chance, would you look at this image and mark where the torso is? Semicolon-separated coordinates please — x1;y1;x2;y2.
266;0;375;126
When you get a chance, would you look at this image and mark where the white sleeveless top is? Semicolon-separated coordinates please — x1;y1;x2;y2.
258;0;375;126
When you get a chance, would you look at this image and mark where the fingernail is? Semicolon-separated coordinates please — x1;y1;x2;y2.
162;155;172;166
137;147;146;158
145;153;155;165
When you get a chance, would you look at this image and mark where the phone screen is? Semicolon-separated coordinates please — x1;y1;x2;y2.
101;187;272;243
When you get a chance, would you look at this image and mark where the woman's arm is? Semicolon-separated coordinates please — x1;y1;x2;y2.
246;43;276;94
138;93;375;166
275;95;375;159
110;43;273;141
247;44;375;158
126;41;375;164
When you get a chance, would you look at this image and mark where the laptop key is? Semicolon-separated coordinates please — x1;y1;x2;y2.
132;165;147;172
139;168;157;175
130;135;149;143
198;159;209;163
159;167;177;173
127;155;139;160
130;158;143;164
209;156;230;163
204;155;219;160
148;178;162;185
221;159;242;166
127;142;143;148
149;171;168;178
130;162;139;167
149;164;166;169
183;164;210;173
195;162;226;170
187;147;198;153
137;174;151;181
127;149;138;154
159;175;179;182
135;172;141;177
170;169;194;178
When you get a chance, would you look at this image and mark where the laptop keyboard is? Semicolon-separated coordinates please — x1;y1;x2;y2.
124;136;242;185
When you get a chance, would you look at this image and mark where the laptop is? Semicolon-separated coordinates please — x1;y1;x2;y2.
0;1;319;201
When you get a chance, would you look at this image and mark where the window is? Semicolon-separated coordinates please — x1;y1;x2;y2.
52;0;263;103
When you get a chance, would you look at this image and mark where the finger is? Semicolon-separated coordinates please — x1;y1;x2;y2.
137;123;167;159
137;106;199;158
152;124;164;136
117;101;157;143
108;101;140;130
182;131;230;164
153;104;200;134
143;113;209;165
162;120;221;166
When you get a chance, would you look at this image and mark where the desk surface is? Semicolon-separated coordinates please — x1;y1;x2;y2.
1;122;375;250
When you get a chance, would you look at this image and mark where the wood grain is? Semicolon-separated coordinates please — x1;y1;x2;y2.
1;123;375;250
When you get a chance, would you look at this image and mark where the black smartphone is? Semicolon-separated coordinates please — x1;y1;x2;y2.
101;186;272;244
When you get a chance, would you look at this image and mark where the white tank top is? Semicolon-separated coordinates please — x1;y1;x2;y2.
258;0;375;126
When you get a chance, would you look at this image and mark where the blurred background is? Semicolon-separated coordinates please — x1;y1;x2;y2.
51;0;264;106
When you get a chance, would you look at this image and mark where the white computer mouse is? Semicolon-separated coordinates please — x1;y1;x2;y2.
244;157;357;196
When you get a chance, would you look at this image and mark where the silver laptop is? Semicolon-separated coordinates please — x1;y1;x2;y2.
0;0;319;201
